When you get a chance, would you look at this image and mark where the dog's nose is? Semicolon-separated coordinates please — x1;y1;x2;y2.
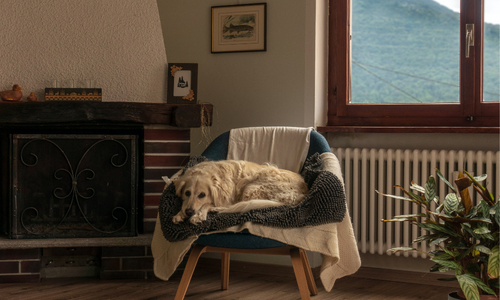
185;209;194;217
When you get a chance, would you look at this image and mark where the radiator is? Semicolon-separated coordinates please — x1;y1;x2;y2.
331;148;499;258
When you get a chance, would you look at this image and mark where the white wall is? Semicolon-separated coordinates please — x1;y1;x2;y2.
156;0;319;155
157;0;325;267
0;0;167;103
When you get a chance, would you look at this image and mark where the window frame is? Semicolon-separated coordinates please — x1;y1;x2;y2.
326;0;499;129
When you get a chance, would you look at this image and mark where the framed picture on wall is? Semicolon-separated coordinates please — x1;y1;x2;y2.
167;63;198;104
211;3;267;53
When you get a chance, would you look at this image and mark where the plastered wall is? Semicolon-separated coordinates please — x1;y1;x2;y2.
0;0;167;103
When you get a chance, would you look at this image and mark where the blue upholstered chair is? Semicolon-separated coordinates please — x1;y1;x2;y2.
174;128;332;300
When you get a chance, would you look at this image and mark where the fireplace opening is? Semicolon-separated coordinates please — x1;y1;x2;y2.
2;126;143;239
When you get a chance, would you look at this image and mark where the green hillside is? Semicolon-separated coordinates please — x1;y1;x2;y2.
351;0;499;103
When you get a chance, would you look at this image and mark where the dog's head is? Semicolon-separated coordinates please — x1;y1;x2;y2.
173;173;215;217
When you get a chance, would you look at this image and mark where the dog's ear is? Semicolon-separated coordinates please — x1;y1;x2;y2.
173;179;186;197
209;184;220;206
211;175;232;206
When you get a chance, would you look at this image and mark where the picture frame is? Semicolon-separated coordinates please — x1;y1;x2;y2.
211;3;267;53
167;63;198;104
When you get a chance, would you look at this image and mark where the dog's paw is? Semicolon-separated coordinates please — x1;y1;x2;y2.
189;214;205;225
208;207;226;213
172;214;184;224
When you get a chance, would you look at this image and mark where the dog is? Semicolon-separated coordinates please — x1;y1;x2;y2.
172;160;308;225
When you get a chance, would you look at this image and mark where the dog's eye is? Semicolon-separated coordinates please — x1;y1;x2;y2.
198;192;206;199
185;191;191;197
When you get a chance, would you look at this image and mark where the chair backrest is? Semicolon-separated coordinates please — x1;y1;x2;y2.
201;128;331;171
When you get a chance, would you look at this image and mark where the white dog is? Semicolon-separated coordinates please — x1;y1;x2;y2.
172;160;309;225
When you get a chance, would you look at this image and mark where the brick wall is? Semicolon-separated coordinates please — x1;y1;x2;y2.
100;246;154;279
0;249;41;283
142;128;190;233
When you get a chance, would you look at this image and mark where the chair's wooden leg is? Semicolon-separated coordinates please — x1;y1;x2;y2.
221;252;230;290
174;244;207;300
299;249;318;296
290;247;312;300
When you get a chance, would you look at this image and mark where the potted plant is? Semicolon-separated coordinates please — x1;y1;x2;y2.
378;169;499;300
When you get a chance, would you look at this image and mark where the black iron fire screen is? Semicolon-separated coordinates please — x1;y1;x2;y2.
10;134;138;239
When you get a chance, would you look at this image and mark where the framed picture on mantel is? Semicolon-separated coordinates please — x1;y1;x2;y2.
211;3;267;53
167;63;198;104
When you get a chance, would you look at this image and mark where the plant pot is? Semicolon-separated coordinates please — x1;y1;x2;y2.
449;292;465;300
448;291;498;300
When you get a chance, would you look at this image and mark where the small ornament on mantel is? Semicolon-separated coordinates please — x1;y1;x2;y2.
0;84;23;101
26;92;37;102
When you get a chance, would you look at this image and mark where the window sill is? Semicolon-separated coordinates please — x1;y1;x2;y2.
316;126;500;134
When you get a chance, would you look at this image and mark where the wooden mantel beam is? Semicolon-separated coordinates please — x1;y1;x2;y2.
0;102;213;128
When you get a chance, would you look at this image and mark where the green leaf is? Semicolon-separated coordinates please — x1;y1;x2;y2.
469;217;492;224
428;250;445;257
386;247;415;254
479;200;490;218
375;190;419;204
431;259;462;271
410;182;425;193
488;245;499;279
464;170;487;190
418;223;461;237
412;233;440;244
394;185;427;205
429;263;441;272
472;173;487;182
494;202;500;226
466;205;480;219
456;273;480;300
382;218;416;223
462;273;497;296
439;266;452;272
425;176;436;205
441;247;460;258
474;245;492;255
432;253;455;261
473;226;491;234
429;236;449;247
444;193;460;215
461;224;484;240
436;168;457;193
482;233;496;241
394;213;427;219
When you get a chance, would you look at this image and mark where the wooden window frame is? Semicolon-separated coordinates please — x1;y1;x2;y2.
324;0;499;131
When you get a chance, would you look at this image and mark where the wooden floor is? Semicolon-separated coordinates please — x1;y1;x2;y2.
0;267;456;300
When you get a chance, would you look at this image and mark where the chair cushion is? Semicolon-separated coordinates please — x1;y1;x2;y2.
195;229;287;249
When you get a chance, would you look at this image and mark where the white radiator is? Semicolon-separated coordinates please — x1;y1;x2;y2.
331;148;499;258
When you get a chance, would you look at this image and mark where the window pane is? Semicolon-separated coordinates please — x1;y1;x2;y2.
483;0;500;102
351;0;460;104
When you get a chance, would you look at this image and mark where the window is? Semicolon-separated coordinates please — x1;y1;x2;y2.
326;0;499;130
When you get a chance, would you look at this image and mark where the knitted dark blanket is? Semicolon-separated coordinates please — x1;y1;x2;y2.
159;153;346;242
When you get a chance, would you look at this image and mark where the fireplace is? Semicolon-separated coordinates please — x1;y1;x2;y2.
8;131;139;239
0;101;211;282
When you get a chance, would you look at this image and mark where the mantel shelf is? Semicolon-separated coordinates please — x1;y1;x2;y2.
0;101;213;128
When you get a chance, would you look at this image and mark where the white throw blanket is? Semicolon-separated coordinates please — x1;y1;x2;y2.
151;127;361;292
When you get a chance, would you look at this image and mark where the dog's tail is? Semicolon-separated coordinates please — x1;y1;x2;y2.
219;200;284;214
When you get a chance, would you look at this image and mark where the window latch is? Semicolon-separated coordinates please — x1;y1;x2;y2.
465;24;474;58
